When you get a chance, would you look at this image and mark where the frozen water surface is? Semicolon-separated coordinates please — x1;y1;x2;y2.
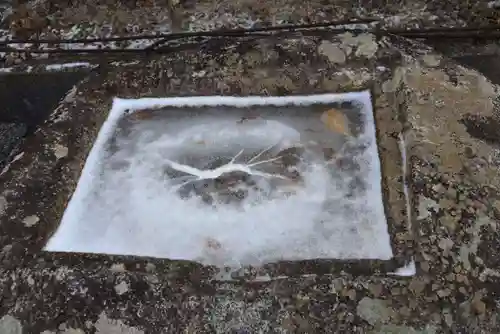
45;92;393;267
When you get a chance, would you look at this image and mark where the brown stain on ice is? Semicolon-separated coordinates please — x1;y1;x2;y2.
320;108;351;136
130;110;155;120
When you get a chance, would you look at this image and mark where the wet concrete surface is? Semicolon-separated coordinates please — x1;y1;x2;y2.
0;71;88;167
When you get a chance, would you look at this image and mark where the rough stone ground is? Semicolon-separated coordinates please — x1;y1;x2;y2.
1;0;499;66
1;1;500;333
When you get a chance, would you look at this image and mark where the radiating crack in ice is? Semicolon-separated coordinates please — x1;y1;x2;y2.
247;156;283;167
229;149;245;164
164;148;294;195
167;137;359;198
164;147;290;187
247;143;277;164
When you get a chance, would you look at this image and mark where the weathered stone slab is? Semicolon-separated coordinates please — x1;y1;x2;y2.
1;31;500;333
174;0;494;31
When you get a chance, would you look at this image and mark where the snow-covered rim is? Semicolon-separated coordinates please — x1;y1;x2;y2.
45;91;406;271
388;131;416;277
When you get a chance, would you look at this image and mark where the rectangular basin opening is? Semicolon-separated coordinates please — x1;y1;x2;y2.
44;91;395;268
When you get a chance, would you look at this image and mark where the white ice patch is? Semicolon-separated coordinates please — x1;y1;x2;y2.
390;259;416;277
45;62;95;71
44;92;393;267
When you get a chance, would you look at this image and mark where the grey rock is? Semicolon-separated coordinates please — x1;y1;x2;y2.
354;34;378;58
318;41;346;64
0;315;22;334
422;54;441;67
356;297;395;326
374;324;437;334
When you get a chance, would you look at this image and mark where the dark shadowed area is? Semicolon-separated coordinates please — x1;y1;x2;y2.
0;71;88;167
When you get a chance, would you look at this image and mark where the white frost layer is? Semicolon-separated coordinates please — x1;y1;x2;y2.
45;92;393;266
390;260;416;277
399;132;411;229
45;62;94;71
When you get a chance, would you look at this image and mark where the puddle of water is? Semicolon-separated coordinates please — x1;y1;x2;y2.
45;93;393;267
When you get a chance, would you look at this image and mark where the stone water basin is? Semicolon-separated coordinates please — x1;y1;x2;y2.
45;92;393;268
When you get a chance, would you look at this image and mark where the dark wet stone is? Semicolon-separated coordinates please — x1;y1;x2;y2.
454;55;500;86
276;146;305;167
0;72;87;129
0;122;26;168
460;114;500;146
